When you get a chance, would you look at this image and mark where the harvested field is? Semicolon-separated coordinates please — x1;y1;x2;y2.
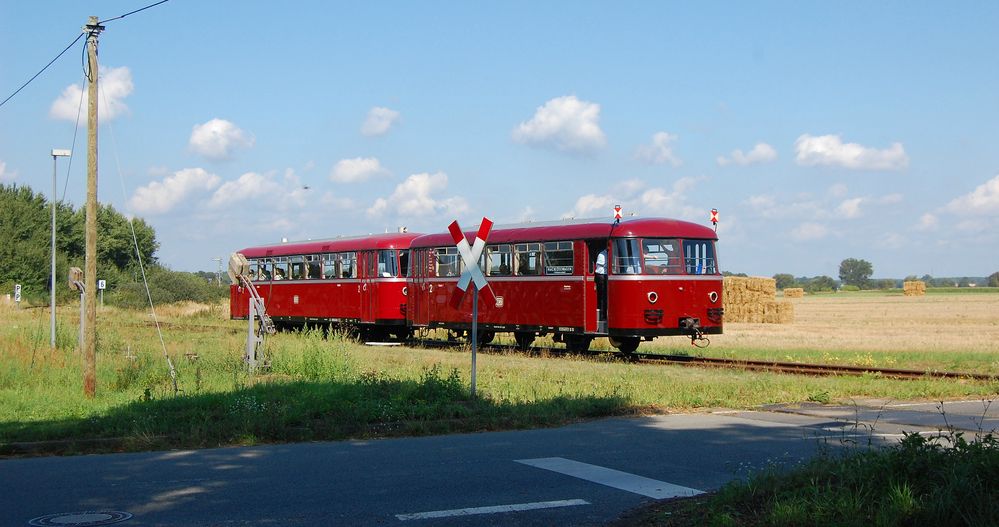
710;293;999;354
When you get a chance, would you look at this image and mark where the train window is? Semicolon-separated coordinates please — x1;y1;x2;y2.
435;247;461;277
399;250;410;277
642;238;682;275
256;260;272;281
378;250;398;277
612;239;641;274
272;257;289;280
304;255;320;280
543;241;574;275
289;255;305;280
683;240;717;275
486;245;512;276
514;243;542;276
341;252;358;278
323;254;338;279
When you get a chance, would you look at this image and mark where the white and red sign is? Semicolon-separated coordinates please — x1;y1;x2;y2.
613;204;623;220
710;208;719;225
448;218;496;308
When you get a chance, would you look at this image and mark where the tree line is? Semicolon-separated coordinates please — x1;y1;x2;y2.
0;183;225;307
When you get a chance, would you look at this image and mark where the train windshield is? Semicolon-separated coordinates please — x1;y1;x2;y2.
641;239;682;274
683;239;717;275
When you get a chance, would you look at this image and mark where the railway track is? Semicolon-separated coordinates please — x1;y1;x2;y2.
408;338;996;382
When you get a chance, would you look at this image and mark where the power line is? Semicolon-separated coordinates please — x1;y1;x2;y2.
0;33;84;110
1;0;172;110
98;0;171;24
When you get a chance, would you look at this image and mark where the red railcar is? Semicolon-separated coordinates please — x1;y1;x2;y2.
406;217;723;353
230;232;420;338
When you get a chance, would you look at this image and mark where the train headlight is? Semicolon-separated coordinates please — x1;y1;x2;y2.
647;291;658;304
709;291;718;303
402;286;408;296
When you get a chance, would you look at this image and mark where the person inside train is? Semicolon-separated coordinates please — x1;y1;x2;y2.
274;268;285;280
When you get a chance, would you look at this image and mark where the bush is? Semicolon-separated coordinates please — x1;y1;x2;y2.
108;265;227;308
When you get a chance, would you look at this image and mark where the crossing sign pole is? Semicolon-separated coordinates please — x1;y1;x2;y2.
448;217;494;396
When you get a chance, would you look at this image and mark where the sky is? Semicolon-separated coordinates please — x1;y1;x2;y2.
2;1;997;278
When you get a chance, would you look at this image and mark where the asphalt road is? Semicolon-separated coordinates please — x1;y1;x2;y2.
4;399;996;526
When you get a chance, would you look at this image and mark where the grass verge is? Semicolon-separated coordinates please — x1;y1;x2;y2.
617;430;999;526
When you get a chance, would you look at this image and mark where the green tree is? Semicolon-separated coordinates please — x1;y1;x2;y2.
989;272;999;287
773;273;796;289
0;183;157;300
839;258;874;288
805;275;837;292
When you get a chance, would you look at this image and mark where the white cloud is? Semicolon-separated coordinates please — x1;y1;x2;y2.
129;168;221;215
794;134;909;171
361;106;400;137
209;172;279;208
564;177;702;220
717;142;777;166
790;222;829;241
512;95;606;154
50;66;133;122
836;197;865;219
564;194;617;218
367;172;468;218
0;161;15;183
330;157;389;183
944;174;999;215
636;132;681;166
189;118;255;161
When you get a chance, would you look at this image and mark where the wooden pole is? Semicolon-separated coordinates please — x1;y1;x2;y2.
83;16;103;398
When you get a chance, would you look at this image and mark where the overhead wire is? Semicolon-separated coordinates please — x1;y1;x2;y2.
60;73;87;202
0;33;84;110
98;0;171;24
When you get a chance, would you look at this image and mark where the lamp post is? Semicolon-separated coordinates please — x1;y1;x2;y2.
51;148;72;349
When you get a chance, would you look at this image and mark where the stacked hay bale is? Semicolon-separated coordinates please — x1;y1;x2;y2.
903;280;926;296
723;276;794;323
783;287;805;298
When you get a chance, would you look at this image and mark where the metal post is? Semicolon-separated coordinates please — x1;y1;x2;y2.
471;287;478;396
51;155;57;348
78;290;85;353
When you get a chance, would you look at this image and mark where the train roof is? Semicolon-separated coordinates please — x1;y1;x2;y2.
410;217;718;248
238;232;423;258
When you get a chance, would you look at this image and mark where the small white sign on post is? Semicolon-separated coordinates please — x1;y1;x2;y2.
14;284;22;307
98;279;106;306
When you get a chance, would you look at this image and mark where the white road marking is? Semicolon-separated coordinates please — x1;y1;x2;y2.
395;499;589;521
516;457;703;499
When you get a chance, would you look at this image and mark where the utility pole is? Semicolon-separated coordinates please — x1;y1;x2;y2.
83;16;104;398
213;257;223;286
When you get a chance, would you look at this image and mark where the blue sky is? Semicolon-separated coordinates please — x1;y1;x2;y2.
2;1;997;278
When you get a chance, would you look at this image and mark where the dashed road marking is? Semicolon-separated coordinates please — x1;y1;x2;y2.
395;499;589;521
516;457;703;499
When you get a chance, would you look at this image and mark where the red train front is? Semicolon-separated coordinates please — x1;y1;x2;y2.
406;217;723;353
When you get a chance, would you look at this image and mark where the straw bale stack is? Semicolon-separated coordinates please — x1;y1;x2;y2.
723;276;794;323
903;280;926;297
783;288;805;298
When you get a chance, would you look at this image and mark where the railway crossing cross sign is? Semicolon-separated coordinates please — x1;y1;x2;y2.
710;208;719;231
448;218;496;309
447;217;495;396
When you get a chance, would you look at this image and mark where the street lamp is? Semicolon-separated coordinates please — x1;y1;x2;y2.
51;148;71;349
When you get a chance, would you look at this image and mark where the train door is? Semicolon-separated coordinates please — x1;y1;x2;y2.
608;238;641;329
410;249;432;326
361;251;377;323
584;240;606;333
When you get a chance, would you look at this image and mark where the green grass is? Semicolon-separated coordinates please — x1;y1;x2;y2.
637;431;999;526
1;302;997;455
